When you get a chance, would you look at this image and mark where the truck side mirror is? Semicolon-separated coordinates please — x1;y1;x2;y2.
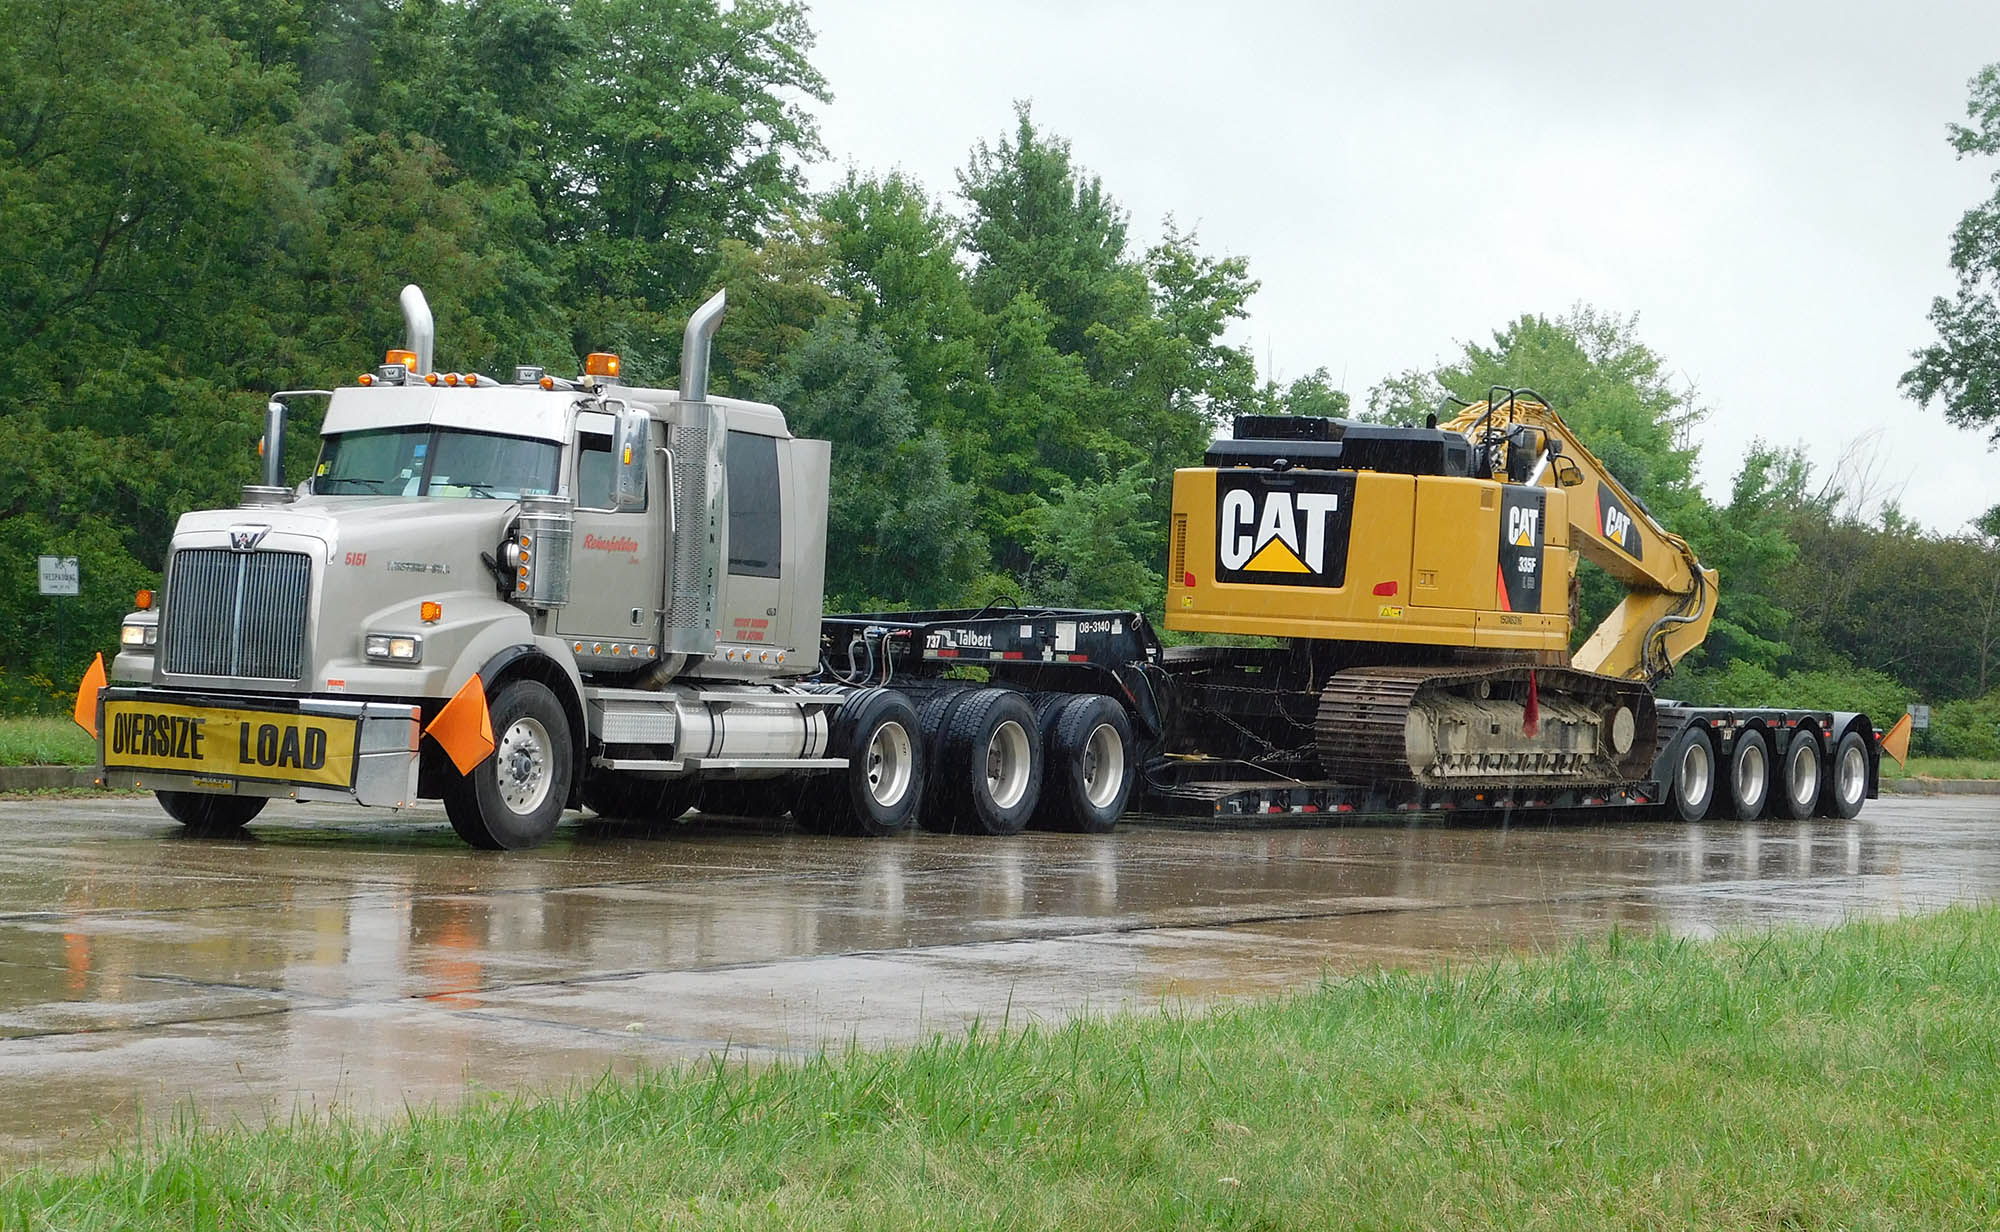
1556;460;1584;487
611;403;648;512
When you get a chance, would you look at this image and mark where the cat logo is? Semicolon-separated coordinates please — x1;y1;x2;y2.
1215;473;1355;588
1507;505;1541;549
1595;482;1643;559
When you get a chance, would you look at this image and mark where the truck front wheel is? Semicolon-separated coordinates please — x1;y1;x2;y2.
157;790;266;836
443;679;574;850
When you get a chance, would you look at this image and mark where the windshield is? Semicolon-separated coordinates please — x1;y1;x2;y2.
312;427;559;500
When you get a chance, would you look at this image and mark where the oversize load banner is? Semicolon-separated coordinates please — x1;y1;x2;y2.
102;700;358;788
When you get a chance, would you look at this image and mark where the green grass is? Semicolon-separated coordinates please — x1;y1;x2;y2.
1882;756;2000;780
0;716;95;767
10;908;2000;1229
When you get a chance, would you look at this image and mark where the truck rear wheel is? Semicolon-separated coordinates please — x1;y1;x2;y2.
1722;729;1770;821
794;688;923;837
1666;725;1715;822
1774;731;1822;821
1819;730;1870;819
582;774;698;823
934;689;1041;836
914;688;973;833
1032;695;1133;833
443;679;574;850
157;790;266;836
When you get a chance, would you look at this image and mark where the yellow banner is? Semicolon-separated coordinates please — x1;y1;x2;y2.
102;701;358;788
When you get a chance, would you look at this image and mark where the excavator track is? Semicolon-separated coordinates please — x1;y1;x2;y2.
1316;664;1657;790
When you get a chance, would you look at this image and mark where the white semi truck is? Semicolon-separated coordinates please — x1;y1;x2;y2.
90;287;993;847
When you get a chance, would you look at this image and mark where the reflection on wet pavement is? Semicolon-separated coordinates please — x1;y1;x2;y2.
0;794;1992;1165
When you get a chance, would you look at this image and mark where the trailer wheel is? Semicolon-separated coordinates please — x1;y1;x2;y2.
936;689;1041;836
582;774;698;823
1774;730;1822;821
698;777;798;819
442;679;573;850
1722;729;1770;821
794;688;923;837
914;688;974;833
1033;694;1133;833
1666;725;1715;822
157;790;266;836
1819;730;1870;819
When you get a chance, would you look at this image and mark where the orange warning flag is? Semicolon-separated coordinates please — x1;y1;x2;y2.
1878;712;1912;769
71;653;106;739
426;673;495;774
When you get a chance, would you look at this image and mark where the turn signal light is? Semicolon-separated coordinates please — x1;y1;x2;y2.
420;601;442;623
384;349;419;371
425;373;440;386
358;373;375;386
585;352;621;378
538;376;555;391
443;373;462;387
135;589;153;610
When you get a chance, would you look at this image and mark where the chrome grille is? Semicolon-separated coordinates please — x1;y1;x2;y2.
161;548;311;679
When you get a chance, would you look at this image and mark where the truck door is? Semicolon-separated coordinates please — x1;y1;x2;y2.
557;411;666;661
718;430;786;657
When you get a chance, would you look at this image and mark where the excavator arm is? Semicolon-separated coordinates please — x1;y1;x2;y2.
1443;392;1718;683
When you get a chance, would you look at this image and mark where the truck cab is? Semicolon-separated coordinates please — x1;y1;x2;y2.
91;288;917;849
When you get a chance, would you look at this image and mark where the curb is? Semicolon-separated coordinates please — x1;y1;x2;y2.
0;766;101;791
1881;777;2000;796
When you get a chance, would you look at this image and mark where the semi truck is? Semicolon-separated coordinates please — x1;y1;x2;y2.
80;288;1905;846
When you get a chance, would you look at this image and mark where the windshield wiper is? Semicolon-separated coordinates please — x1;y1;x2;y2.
323;476;390;494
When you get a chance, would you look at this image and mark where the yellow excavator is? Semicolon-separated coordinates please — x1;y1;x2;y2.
1162;388;1727;796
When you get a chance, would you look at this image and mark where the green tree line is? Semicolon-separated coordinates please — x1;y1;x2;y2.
1;0;1995;753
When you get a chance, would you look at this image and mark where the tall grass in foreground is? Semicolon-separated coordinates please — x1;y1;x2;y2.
9;908;2000;1229
0;717;94;768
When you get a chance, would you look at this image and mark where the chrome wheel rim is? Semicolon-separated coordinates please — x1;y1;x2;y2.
1838;743;1866;805
865;720;914;807
497;716;553;815
1735;740;1766;807
1680;739;1712;808
1081;722;1124;809
1787;742;1818;805
985;719;1032;811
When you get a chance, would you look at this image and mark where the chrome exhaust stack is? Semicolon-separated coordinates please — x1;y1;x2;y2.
400;284;435;376
678;288;725;402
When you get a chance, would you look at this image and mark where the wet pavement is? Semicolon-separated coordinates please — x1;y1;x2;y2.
0;793;1995;1166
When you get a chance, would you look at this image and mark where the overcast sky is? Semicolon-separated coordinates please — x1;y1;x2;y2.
801;1;2000;533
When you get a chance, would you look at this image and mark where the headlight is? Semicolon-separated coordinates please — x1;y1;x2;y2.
364;633;423;663
120;622;157;647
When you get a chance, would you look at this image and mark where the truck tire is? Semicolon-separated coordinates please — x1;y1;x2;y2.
914;688;974;833
1665;724;1715;822
582;774;698;823
793;688;923;837
157;790;266;836
1773;730;1822;821
1032;694;1133;833
1819;729;1870;820
698;777;798;819
934;689;1041;836
1722;729;1770;821
442;679;573;850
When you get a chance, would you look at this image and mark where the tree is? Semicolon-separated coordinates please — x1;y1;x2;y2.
1903;63;2000;443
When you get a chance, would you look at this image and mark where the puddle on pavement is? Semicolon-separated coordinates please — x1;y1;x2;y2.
0;794;1993;1167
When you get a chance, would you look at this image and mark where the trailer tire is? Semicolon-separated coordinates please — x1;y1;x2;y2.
1723;729;1771;821
1819;730;1870;819
1033;695;1133;833
914;688;974;833
698;777;798;819
1666;725;1716;822
582;774;699;823
157;790;266;835
794;688;923;838
442;679;573;850
1774;730;1822;821
935;689;1041;836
